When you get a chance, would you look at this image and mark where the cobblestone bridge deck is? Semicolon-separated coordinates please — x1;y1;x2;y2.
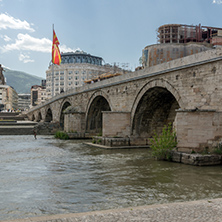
2;198;222;222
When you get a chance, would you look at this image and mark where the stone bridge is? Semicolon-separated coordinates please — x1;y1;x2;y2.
27;48;222;151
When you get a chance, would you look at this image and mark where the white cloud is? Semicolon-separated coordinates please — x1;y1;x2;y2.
1;33;79;54
3;35;11;42
0;13;35;32
1;33;51;53
60;45;80;53
213;0;222;4
19;53;34;63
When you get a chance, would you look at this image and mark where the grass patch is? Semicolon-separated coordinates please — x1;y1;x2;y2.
55;131;69;140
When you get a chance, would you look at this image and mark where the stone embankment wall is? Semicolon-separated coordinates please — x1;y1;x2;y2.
34;122;60;135
171;151;222;166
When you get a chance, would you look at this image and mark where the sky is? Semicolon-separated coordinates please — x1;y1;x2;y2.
0;0;222;79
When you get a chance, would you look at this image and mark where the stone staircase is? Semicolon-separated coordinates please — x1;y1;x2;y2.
0;112;37;135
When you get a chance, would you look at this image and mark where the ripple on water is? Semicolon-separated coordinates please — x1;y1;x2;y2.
0;135;222;220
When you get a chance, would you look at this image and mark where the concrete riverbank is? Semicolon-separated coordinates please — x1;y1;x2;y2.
2;198;222;222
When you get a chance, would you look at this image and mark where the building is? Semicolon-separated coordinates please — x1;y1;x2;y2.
0;85;18;111
46;50;126;98
30;85;46;107
18;94;31;111
142;23;222;68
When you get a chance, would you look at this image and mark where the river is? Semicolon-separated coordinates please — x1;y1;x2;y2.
0;135;222;220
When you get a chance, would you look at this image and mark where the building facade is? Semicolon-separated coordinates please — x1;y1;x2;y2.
30;85;46;107
142;23;222;68
46;51;125;98
0;85;18;111
18;94;31;111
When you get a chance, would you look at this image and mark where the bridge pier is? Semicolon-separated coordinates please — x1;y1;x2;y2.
102;111;131;137
64;112;85;134
176;109;222;152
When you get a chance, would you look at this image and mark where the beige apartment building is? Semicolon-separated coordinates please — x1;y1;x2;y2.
0;85;18;111
30;85;46;107
46;51;126;98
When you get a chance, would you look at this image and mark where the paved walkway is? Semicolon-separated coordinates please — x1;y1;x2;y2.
2;198;222;222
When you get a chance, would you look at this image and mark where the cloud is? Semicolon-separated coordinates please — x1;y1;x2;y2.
19;53;34;63
60;45;81;53
3;35;11;42
213;0;222;4
1;33;79;54
1;33;51;53
0;13;35;32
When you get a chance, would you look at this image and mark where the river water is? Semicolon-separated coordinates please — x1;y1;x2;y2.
0;135;222;220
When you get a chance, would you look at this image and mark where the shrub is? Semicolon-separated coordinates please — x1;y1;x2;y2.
55;131;69;140
150;123;177;160
97;131;102;136
213;143;222;155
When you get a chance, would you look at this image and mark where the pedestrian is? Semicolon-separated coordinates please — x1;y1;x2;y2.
33;129;37;139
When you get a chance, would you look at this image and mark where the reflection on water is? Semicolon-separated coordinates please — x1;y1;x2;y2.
0;135;222;220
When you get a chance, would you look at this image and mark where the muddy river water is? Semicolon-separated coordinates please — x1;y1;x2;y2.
0;135;222;220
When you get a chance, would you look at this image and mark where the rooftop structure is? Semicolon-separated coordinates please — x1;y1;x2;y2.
61;51;103;66
157;24;222;44
142;23;222;68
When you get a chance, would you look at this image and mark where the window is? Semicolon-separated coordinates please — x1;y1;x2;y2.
60;72;64;75
69;71;73;75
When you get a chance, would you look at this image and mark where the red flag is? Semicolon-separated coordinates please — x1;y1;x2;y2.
53;30;60;45
52;30;61;65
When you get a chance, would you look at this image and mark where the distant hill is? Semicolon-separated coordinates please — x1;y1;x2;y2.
3;68;44;94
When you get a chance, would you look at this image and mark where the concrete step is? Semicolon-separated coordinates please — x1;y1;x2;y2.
0;126;35;135
0;121;37;126
0;121;37;135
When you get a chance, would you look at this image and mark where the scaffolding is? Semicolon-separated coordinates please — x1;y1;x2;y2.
157;24;222;45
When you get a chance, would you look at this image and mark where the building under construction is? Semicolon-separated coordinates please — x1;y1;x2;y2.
142;23;222;68
157;24;222;44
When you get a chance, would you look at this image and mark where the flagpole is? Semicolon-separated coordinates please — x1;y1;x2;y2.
52;24;54;97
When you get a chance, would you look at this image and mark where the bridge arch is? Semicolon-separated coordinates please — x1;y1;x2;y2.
59;100;72;129
45;107;53;122
31;114;35;121
131;79;183;140
86;91;112;135
37;112;42;122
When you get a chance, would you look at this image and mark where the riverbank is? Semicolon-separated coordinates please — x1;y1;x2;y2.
2;198;222;222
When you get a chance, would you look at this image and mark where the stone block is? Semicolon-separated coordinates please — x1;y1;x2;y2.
181;153;222;166
171;151;182;163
